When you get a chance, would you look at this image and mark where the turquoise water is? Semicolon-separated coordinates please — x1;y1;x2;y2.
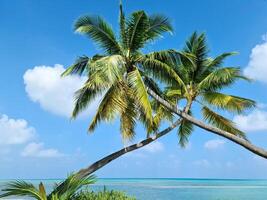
1;179;267;199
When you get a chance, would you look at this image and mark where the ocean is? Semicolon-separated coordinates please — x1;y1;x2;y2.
1;178;267;200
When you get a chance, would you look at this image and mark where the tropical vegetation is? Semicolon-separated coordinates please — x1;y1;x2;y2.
0;175;135;200
0;174;96;200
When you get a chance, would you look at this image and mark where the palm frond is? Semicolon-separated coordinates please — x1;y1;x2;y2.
92;55;125;83
75;15;121;54
88;82;127;132
202;106;247;139
146;14;173;41
139;53;187;90
198;67;243;91
0;181;43;199
51;174;96;199
61;56;90;77
202;92;256;114
127;69;152;123
178;113;194;147
207;52;237;68
120;95;137;140
126;11;149;51
72;84;103;119
119;0;127;49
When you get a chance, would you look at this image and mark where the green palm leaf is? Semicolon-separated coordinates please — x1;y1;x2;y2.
178;114;194;148
126;11;149;51
146;14;173;40
61;56;90;76
120;95;137;140
127;69;152;123
202;106;246;139
0;181;43;199
88;82;127;132
75;15;121;54
198;67;243;91
202;92;256;114
207;52;237;68
139;53;187;90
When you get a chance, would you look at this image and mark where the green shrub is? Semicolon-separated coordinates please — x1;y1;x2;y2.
73;188;136;200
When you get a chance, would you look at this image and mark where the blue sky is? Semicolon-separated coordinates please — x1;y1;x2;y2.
1;0;267;179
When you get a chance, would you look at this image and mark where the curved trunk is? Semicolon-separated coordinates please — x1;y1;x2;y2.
148;88;267;159
77;119;181;178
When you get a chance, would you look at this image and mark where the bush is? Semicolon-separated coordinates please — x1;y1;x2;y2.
74;188;136;200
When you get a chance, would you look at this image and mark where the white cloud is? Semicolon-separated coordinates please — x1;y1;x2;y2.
21;142;64;158
243;35;267;83
204;139;225;150
23;64;99;117
0;114;64;159
233;109;267;131
0;115;35;145
143;141;164;153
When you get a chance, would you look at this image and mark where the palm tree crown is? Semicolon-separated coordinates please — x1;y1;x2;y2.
62;4;174;140
153;32;255;146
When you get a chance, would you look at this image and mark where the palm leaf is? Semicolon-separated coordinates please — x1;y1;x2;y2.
120;94;137;140
139;53;187;90
119;0;127;49
0;181;43;199
178;114;194;148
126;11;149;51
202;106;247;139
72;84;103;118
75;15;121;54
202;92;256;114
61;56;90;76
127;69;152;123
146;14;173;41
51;174;96;199
207;52;237;68
88;82;127;132
198;67;243;91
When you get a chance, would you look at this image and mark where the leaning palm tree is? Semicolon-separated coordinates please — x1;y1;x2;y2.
0;174;96;200
58;4;267;184
63;32;259;179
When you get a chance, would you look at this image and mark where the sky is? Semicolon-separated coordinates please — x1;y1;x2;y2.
1;0;267;179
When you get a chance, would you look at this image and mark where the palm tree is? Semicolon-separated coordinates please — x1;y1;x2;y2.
62;2;176;140
0;174;96;200
150;32;255;147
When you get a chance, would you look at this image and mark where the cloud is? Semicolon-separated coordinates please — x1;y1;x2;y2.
143;141;164;153
243;35;267;83
204;139;225;150
0;114;64;159
0;115;35;145
21;142;64;158
23;64;99;117
233;109;267;131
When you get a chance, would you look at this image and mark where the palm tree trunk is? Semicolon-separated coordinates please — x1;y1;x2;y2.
50;119;182;196
77;119;182;178
147;88;267;159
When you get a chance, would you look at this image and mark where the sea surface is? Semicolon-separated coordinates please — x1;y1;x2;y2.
1;178;267;200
